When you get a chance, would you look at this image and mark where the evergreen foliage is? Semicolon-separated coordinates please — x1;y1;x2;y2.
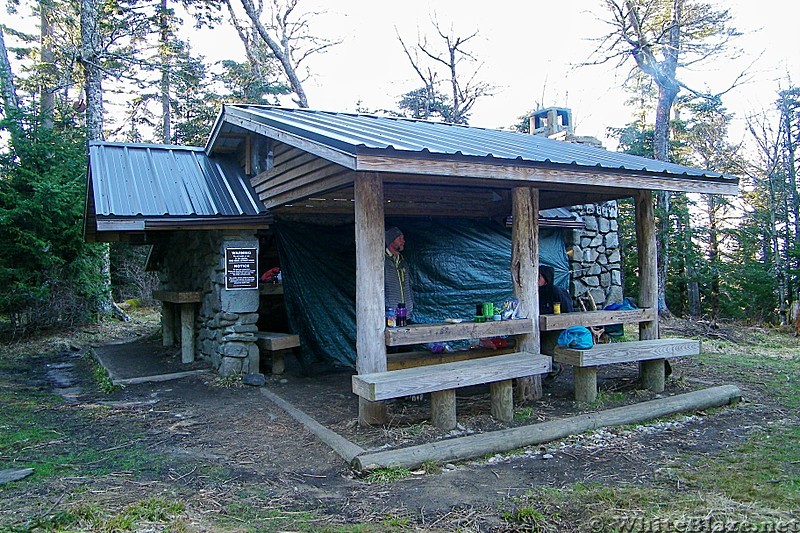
0;113;106;336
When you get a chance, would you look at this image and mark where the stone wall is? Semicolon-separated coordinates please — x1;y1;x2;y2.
566;201;623;309
157;230;261;376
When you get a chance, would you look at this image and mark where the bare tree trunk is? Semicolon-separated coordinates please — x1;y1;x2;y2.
237;0;309;108
81;0;113;316
0;27;20;125
159;0;172;143
706;195;720;320
40;0;55;129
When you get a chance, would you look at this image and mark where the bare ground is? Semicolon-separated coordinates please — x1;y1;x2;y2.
0;311;796;531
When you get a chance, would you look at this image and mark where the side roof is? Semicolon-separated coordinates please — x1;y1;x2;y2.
85;141;269;242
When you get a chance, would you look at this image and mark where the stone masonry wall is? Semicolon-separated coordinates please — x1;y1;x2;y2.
566;201;623;309
158;230;260;376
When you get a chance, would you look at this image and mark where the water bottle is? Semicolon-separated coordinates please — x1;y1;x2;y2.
396;302;407;327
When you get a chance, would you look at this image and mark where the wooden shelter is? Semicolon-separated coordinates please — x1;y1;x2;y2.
86;105;739;427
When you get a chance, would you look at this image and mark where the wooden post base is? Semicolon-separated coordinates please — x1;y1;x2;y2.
271;352;286;374
358;397;387;426
431;389;457;430
641;358;666;392
490;380;514;422
162;303;175;346
574;366;598;403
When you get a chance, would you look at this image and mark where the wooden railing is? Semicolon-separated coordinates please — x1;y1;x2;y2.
539;308;655;332
384;318;534;347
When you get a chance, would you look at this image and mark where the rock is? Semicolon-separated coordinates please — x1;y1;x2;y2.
0;468;34;485
243;373;266;386
542;453;554;460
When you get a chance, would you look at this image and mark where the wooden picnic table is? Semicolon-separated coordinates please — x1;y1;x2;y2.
152;290;202;364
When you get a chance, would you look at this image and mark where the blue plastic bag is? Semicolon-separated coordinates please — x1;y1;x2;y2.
557;326;594;349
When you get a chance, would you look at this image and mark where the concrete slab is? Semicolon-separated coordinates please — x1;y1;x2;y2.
93;335;211;384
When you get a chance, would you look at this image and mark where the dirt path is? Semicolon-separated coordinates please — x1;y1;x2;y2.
2;315;794;531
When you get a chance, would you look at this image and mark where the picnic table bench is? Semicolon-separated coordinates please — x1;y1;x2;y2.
554;338;701;402
353;318;551;429
255;331;300;374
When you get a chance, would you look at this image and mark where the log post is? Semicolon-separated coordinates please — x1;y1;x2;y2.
162;302;175;346
573;366;598;403
431;390;457;430
180;303;195;364
490;380;514;422
635;190;665;391
511;187;544;402
354;172;388;425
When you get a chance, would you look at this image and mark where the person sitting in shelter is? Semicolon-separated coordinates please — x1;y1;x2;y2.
539;264;573;315
384;226;414;322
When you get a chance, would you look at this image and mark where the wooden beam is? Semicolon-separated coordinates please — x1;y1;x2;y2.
358;155;738;196
354;172;387;425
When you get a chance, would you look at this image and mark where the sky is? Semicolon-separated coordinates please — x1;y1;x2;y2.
191;0;800;148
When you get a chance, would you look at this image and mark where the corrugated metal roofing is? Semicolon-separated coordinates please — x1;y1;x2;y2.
220;105;733;182
89;141;265;217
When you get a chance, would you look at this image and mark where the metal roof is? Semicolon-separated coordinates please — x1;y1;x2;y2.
89;141;265;218
212;105;735;183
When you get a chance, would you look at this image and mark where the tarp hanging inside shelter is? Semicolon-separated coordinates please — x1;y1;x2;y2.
275;218;570;370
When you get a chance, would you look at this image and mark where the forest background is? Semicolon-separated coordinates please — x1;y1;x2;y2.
0;0;799;338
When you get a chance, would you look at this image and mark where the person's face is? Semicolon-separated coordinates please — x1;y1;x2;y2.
538;273;546;287
389;234;405;253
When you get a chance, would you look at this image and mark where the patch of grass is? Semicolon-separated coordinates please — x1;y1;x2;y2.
212;373;243;388
88;354;120;393
363;467;412;483
382;512;410;528
593;390;626;406
514;405;534;421
680;423;800;510
502;504;552;530
420;460;442;474
26;497;185;532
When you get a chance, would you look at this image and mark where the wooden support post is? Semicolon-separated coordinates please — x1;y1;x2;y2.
635;190;658;341
641;359;666;392
162;302;175;346
511;187;543;402
180;304;195;364
573;366;598;403
354;173;388;426
431;389;457;430
490;380;514;422
635;190;662;389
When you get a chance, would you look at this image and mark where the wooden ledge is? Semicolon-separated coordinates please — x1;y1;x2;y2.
152;290;203;304
385;318;534;347
255;331;300;351
539;308;655;331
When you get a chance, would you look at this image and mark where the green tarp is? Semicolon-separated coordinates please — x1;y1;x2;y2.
275;218;570;371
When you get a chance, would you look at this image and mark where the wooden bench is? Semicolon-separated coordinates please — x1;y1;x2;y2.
255;332;300;374
553;338;701;402
352;351;551;430
152;290;202;364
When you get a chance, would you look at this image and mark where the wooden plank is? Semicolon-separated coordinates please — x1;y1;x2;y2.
540;308;656;331
255;332;300;351
261;172;354;209
553;338;700;367
152;290;202;304
251;150;320;189
635;190;658;341
351;352;551;401
357;155;739;196
384;318;534;346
